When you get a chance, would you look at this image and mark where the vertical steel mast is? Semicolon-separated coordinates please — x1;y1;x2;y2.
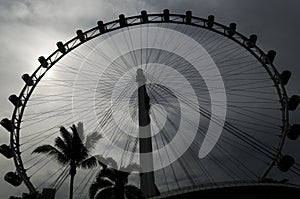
136;69;158;197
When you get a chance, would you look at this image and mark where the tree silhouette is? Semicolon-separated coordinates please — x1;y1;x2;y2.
32;124;99;199
89;163;144;199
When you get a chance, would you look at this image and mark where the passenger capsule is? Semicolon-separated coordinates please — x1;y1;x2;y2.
4;172;22;186
141;10;148;23
287;124;300;140
207;15;215;28
56;41;66;54
0;144;13;159
245;34;258;48
9;95;22;107
22;193;33;199
288;95;300;111
42;188;56;199
22;74;34;86
76;30;85;42
265;50;276;64
280;70;291;86
119;14;127;27
1;118;14;132
185;11;192;24
38;56;48;68
227;23;237;36
163;9;170;22
97;21;106;34
249;34;257;45
278;155;295;172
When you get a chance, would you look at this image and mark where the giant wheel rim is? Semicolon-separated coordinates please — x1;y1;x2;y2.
8;11;289;195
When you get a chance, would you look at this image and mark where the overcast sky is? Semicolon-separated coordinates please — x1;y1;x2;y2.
0;0;300;198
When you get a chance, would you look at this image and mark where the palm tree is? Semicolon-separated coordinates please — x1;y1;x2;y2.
89;164;145;199
32;124;99;199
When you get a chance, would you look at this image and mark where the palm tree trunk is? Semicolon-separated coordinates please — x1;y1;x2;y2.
69;173;75;199
69;162;76;199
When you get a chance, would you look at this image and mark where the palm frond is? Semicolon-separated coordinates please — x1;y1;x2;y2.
89;179;113;199
94;187;114;199
69;124;89;162
32;144;53;154
71;124;84;146
98;168;116;183
85;131;103;151
75;144;89;162
76;122;85;142
125;185;145;199
32;145;69;165
90;164;144;199
54;137;70;158
59;126;73;147
78;156;98;169
114;170;129;186
95;156;118;169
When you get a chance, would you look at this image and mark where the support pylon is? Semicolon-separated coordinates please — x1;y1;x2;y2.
136;69;159;198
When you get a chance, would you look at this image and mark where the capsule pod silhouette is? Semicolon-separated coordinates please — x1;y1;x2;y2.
97;21;106;34
1;118;14;132
278;155;295;172
4;172;22;186
245;34;257;48
227;23;237;36
288;95;300;111
0;144;13;159
22;193;34;199
141;10;148;23
287;124;300;140
9;95;22;107
265;50;276;64
42;188;56;199
76;30;85;42
22;74;34;86
119;14;127;27
163;9;170;22
38;56;48;68
56;41;66;54
280;70;291;86
207;15;215;28
185;11;192;24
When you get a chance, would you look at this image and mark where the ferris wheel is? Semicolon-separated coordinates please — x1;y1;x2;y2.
1;9;300;198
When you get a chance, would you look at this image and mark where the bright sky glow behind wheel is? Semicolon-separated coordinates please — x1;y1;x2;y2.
19;22;283;197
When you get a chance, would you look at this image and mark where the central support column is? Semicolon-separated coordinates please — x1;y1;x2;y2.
136;69;159;198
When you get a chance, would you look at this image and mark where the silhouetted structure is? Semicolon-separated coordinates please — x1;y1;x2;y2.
2;9;300;199
137;69;160;197
150;182;300;199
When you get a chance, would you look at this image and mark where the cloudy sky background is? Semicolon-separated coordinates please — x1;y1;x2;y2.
0;0;300;198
